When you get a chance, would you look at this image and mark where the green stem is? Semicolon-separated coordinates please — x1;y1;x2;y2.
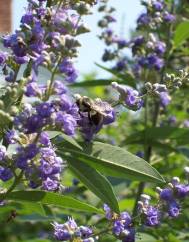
45;57;61;101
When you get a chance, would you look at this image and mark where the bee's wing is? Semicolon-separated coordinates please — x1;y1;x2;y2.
92;99;111;116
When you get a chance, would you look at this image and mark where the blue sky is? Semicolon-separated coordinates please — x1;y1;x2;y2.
12;0;143;75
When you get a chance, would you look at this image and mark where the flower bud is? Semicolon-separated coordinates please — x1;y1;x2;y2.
140;194;151;205
76;24;90;35
75;3;91;15
156;187;162;194
145;82;152;91
172;177;180;186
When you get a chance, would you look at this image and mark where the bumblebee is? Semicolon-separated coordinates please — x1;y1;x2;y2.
75;94;109;126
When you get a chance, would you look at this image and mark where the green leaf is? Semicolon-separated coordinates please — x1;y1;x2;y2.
53;133;83;151
173;21;189;48
70;78;136;88
70;79;116;87
22;240;50;242
57;141;164;184
136;233;157;242
125;127;189;146
0;191;103;214
68;159;120;213
95;63;136;88
18;202;46;216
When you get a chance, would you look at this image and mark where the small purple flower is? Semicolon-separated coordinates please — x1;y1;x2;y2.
43;177;59;191
0;167;13;182
116;38;128;49
147;54;164;70
183;120;189;128
154;41;166;55
122;228;135;242
40;160;54;176
137;13;150;26
168;116;177;125
21;11;34;25
0;52;8;65
113;220;124;236
175;184;189;198
120;211;132;226
146;206;160;226
79;226;93;239
29;181;39;189
14;55;29;64
112;82;143;111
53;222;72;241
133;36;145;46
25;114;45;134
136;151;144;158
55;110;77;135
105;15;116;23
111;209;134;241
5;71;15;82
25;144;39;159
36;102;54;118
152;1;164;11
59;113;77;136
53;81;67;95
0;145;6;161
40;147;55;158
59;94;72;112
32;22;45;42
168;201;180;218
16;153;28;170
25;82;41;97
114;59;127;71
160;188;173;201
159;92;171;107
103;204;112;220
100;104;115;125
5;130;18;144
59;58;78;83
163;12;176;22
126;89;143;110
40;132;51;147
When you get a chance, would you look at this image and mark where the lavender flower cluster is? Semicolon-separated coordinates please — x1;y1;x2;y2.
52;218;95;242
110;69;188;111
98;0;175;75
0;0;115;191
2;0;85;84
112;82;143;111
102;167;189;242
52;167;189;242
137;0;175;29
97;0;176;111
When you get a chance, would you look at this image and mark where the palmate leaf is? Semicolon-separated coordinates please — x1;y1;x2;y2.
68;158;120;213
57;141;164;184
0;191;103;214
